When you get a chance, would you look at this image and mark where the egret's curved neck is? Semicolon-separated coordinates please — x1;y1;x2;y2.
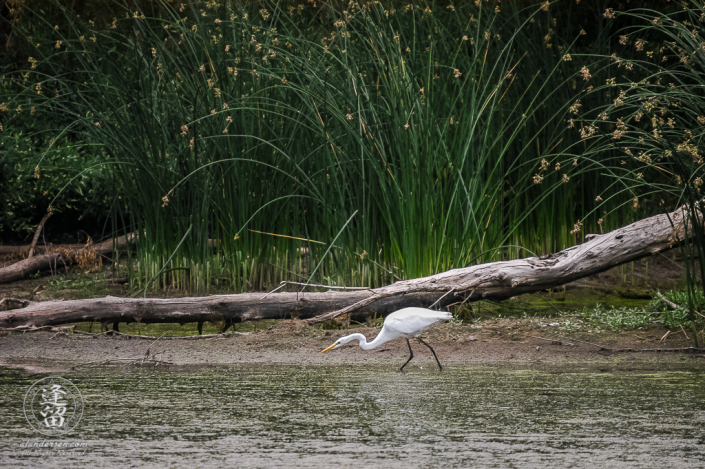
345;332;389;350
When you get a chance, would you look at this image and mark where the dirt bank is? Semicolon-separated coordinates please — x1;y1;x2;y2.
1;319;703;374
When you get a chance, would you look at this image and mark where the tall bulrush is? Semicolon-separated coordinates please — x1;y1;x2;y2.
2;0;622;292
573;2;705;345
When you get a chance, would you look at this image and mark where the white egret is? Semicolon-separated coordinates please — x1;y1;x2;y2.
320;307;452;371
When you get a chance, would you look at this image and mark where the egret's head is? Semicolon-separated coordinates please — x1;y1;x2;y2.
320;340;341;353
320;334;358;353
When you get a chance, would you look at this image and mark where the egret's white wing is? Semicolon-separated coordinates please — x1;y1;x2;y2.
383;308;452;336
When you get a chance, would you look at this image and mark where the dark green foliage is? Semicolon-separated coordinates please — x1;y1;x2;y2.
0;122;110;239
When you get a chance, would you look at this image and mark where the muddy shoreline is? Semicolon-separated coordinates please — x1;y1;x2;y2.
2;320;703;374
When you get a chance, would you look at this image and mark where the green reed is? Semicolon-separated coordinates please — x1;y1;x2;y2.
573;1;705;344
1;0;639;292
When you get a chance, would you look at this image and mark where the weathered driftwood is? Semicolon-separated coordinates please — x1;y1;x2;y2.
0;236;216;259
0;243;91;257
0;234;134;284
0;291;445;330
0;204;692;329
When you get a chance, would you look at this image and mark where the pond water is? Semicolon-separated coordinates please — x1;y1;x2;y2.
1;365;704;468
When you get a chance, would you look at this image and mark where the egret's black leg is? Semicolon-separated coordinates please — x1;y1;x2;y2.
400;338;414;372
417;338;443;371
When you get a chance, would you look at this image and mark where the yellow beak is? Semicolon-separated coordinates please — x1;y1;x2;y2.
320;342;338;353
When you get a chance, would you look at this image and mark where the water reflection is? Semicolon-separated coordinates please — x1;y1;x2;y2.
1;365;704;467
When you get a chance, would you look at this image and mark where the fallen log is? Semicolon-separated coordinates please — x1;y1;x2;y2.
0;291;445;330
0;243;92;257
0;235;210;259
0;203;694;329
0;233;134;284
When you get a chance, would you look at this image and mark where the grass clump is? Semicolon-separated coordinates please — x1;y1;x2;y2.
43;273;112;300
556;290;705;334
560;304;659;333
651;290;705;330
